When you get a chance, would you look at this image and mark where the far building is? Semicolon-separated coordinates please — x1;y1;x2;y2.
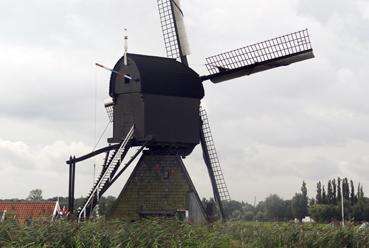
0;201;60;223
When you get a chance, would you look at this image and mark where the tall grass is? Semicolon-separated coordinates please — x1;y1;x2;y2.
216;221;369;247
1;219;369;247
0;218;229;248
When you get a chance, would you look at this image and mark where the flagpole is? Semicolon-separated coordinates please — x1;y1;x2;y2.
341;183;344;227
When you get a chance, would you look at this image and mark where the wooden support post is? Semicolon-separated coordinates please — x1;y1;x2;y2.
68;156;76;214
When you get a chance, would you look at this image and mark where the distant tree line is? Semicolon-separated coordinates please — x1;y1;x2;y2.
3;180;369;223
309;177;369;222
217;181;309;222
219;179;369;223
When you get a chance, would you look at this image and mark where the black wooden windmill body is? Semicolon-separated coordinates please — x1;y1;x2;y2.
67;0;314;222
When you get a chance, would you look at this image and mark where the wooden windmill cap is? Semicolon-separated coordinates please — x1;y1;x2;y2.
109;54;204;99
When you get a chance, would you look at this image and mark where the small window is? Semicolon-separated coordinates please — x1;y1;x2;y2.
163;170;170;180
124;75;131;84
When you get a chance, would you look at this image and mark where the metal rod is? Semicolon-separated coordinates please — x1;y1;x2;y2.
95;63;132;80
66;144;120;164
341;183;345;227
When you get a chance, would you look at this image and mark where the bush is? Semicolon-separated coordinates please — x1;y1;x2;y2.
309;204;340;223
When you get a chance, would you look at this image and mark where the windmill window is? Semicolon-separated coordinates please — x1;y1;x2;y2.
124;75;131;84
163;170;170;180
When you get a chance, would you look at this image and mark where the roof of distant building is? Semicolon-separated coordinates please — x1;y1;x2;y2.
0;200;59;223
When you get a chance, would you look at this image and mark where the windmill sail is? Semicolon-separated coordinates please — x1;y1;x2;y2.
200;107;230;220
157;0;190;65
172;0;190;56
202;29;314;83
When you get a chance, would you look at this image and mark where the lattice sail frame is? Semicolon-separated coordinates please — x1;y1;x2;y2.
158;0;179;59
104;98;114;122
157;0;189;60
200;107;231;202
205;29;313;75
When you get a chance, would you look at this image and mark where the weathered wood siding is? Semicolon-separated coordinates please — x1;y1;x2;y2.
107;154;206;223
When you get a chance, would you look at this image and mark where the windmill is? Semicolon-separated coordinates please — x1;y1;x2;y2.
66;0;314;222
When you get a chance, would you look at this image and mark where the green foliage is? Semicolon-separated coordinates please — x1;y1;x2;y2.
2;219;369;247
98;196;116;216
316;181;322;204
0;219;230;248
309;204;340;223
291;193;306;220
27;189;43;201
322;186;327;204
291;181;309;220
224;200;243;217
264;194;288;221
352;198;369;221
312;178;369;222
219;221;369;248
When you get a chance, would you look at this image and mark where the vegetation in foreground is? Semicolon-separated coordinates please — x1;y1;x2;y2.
1;218;369;248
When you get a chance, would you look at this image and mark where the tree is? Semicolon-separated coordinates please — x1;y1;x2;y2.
316;181;322;204
322;186;327;204
255;211;265;221
241;202;255;213
300;181;308;217
223;200;243;217
337;177;342;202
264;194;287;221
352;198;369;221
291;193;306;220
301;181;308;202
332;179;337;204
243;211;255;221
98;196;116;216
342;178;350;201
309;204;340;223
27;189;43;201
283;200;293;220
311;178;365;222
357;183;364;200
327;180;333;204
350;180;356;205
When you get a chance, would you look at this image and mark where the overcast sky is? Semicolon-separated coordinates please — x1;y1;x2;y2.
1;0;369;204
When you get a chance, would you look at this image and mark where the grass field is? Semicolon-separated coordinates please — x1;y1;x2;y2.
1;219;368;247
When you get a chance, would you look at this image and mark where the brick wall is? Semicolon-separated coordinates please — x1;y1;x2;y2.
107;154;206;222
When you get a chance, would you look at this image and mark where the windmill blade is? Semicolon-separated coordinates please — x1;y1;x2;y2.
199;107;230;220
202;29;314;83
157;0;190;65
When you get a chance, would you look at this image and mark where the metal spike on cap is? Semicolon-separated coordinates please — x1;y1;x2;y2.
124;28;128;66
